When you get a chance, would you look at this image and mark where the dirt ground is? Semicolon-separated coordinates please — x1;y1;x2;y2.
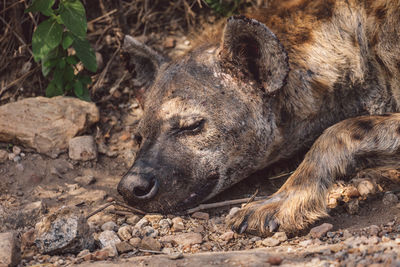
1;0;400;266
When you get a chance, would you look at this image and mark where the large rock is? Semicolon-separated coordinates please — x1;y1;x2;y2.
0;96;99;157
35;208;93;254
0;232;20;267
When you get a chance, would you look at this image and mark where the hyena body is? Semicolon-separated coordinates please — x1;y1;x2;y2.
118;0;400;235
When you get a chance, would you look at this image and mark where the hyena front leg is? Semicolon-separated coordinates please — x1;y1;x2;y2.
230;114;400;235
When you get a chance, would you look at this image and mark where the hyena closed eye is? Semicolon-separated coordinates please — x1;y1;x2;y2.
118;0;400;235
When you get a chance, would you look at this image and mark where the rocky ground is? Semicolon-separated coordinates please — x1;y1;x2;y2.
0;96;400;266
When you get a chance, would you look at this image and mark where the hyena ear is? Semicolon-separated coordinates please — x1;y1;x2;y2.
123;35;169;88
220;16;289;94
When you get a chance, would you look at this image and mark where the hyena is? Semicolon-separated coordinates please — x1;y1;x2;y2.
118;0;400;235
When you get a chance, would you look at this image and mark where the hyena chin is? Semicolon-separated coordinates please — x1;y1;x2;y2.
118;0;400;235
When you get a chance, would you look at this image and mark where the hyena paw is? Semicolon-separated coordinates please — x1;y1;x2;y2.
228;196;282;236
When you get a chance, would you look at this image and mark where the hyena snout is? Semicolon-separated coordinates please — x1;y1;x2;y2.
118;165;159;202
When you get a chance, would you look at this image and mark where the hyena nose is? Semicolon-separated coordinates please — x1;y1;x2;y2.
118;172;159;201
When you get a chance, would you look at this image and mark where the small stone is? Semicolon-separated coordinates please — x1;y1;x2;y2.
126;215;140;226
159;219;171;229
12;146;21;155
128;237;141;248
326;232;335;238
92;246;117;260
346;199;359;215
272;232;287;242
95;52;104;70
141;226;158;238
101;221;118;232
262;237;280;247
382;192;399;205
368;225;380;236
193;225;205;233
267;256;283;265
343;230;352;239
21;229;35;250
0;232;20;267
8;153;15;161
77;249;90;258
171;217;184;232
191;212;209;220
35;210;92;254
140;236;161;251
74;175;96;186
357;180;376;196
220;231;235;241
13;156;21;162
160;233;203;246
163;37;176;48
0;150;8;163
168;252;183;260
309;223;333;239
98;230;121;248
144;214;163;225
115;241;133;254
68;135;97;161
135;218;149;229
117;225;132;241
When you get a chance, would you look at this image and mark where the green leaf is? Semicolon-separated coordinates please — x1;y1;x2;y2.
45;81;63;97
59;0;87;39
53;68;64;89
32;18;63;61
72;38;97;72
79;75;92;85
78;87;91;101
57;58;66;69
62;32;74;49
63;64;75;82
41;8;54;16
66;55;79;65
25;0;54;13
41;47;61;76
73;80;83;96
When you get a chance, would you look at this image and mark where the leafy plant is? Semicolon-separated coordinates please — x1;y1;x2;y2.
203;0;242;16
26;0;97;101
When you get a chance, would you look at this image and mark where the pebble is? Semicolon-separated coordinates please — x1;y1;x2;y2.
144;214;163;225
171;217;184;232
191;212;210;220
135;218;149;229
262;237;280;247
267;256;283;265
357;180;376;196
220;231;235;241
118;225;132;241
68;135;97;161
0;149;8;163
368;225;380;236
141;226;158;238
346;199;359;215
272;232;288;242
127;215;141;226
309;223;333;239
74;175;96;186
92;246;118;260
98;230;121;248
168;252;183;260
35;211;92;254
101;221;118;232
140;236;162;251
160;233;203;246
382;192;399;205
115;241;133;254
159;219;171;229
0;232;20;267
129;237;141;248
12;146;21;155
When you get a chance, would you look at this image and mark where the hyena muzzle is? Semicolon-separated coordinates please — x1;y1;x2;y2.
118;0;400;235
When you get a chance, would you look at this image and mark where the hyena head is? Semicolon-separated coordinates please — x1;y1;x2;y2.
118;16;289;213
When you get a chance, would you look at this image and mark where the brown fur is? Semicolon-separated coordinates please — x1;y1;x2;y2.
120;0;400;235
